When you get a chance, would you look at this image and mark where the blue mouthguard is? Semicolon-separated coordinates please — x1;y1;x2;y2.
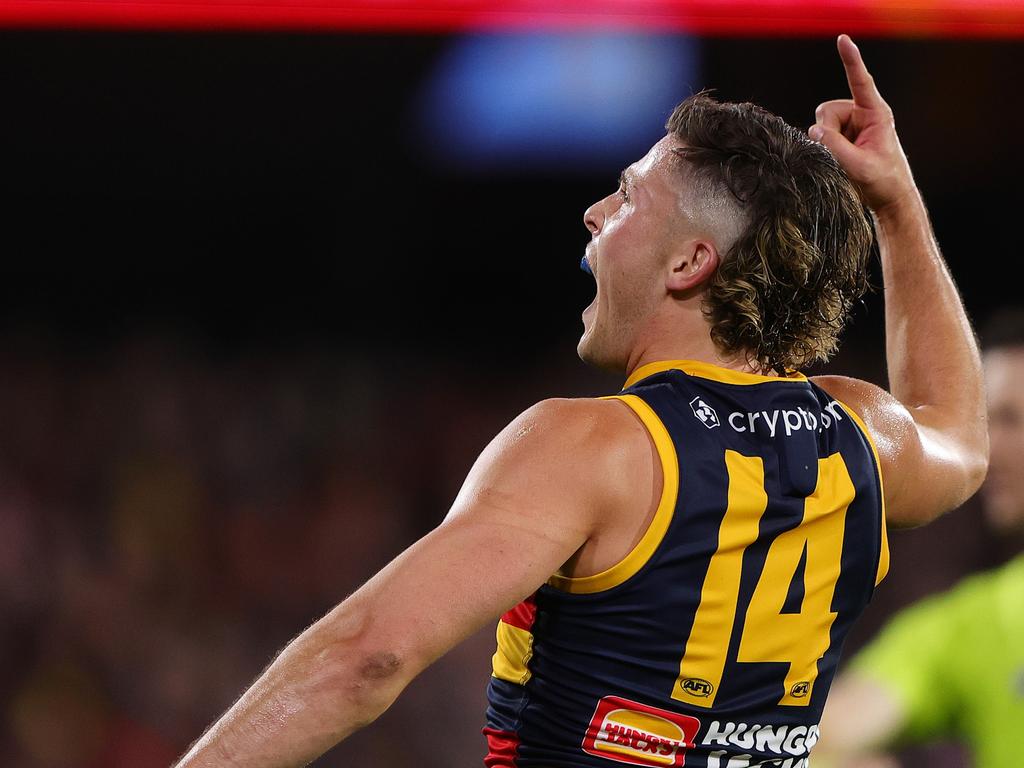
580;256;593;275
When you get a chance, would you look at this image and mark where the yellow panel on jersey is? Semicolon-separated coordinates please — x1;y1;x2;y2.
838;401;890;586
737;452;854;706
492;620;535;685
672;451;768;708
546;394;679;594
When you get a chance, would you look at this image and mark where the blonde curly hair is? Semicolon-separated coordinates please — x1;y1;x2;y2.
666;94;873;374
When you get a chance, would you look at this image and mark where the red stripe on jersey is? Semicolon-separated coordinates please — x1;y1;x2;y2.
483;727;521;767
499;593;537;632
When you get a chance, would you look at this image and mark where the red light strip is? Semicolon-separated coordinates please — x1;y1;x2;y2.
1;0;1023;37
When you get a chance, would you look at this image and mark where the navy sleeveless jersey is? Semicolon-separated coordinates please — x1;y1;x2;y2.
484;360;889;768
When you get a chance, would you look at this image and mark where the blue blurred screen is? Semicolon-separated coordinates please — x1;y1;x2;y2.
416;33;702;172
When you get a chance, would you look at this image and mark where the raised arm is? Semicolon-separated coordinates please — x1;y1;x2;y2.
174;397;652;767
810;35;987;527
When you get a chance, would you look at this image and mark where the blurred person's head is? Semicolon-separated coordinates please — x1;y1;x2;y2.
578;93;872;375
981;307;1024;537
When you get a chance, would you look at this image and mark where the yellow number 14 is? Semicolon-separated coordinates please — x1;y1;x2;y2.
672;450;854;708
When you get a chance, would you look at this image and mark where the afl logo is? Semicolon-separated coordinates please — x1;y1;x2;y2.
689;397;720;429
680;678;714;698
790;681;810;698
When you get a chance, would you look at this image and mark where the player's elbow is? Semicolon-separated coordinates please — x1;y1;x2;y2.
894;420;989;528
893;452;988;529
308;643;409;729
963;440;990;498
345;649;408;723
945;422;990;509
289;607;412;730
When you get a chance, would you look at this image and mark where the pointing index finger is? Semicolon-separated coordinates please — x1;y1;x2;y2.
837;34;884;109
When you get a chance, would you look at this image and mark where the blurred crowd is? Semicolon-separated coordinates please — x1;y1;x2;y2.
0;328;578;767
0;328;1002;767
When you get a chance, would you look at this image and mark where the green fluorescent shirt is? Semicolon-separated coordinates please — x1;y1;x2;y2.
851;555;1024;768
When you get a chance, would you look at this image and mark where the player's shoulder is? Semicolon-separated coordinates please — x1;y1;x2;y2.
516;396;637;428
502;397;655;502
810;374;908;420
810;374;915;452
507;397;650;460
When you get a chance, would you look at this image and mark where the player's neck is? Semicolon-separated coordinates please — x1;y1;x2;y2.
625;326;768;380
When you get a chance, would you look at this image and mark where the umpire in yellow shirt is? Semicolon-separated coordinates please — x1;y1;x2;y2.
815;309;1024;768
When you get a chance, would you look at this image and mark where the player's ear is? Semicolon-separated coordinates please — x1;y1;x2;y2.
666;240;719;293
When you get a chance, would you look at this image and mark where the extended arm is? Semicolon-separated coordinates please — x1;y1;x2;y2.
174;397;649;767
813;676;904;768
811;35;987;527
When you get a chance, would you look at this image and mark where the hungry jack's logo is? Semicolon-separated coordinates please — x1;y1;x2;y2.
582;695;701;767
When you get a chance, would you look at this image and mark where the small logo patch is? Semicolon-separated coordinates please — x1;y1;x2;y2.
680;678;714;698
790;681;810;698
582;695;701;767
689;397;720;429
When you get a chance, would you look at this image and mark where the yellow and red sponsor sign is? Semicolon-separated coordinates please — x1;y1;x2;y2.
582;695;701;767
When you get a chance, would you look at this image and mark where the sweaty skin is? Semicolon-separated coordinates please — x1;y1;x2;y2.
175;36;986;768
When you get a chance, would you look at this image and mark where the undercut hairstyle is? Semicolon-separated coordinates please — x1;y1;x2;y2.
982;307;1024;351
666;93;873;374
